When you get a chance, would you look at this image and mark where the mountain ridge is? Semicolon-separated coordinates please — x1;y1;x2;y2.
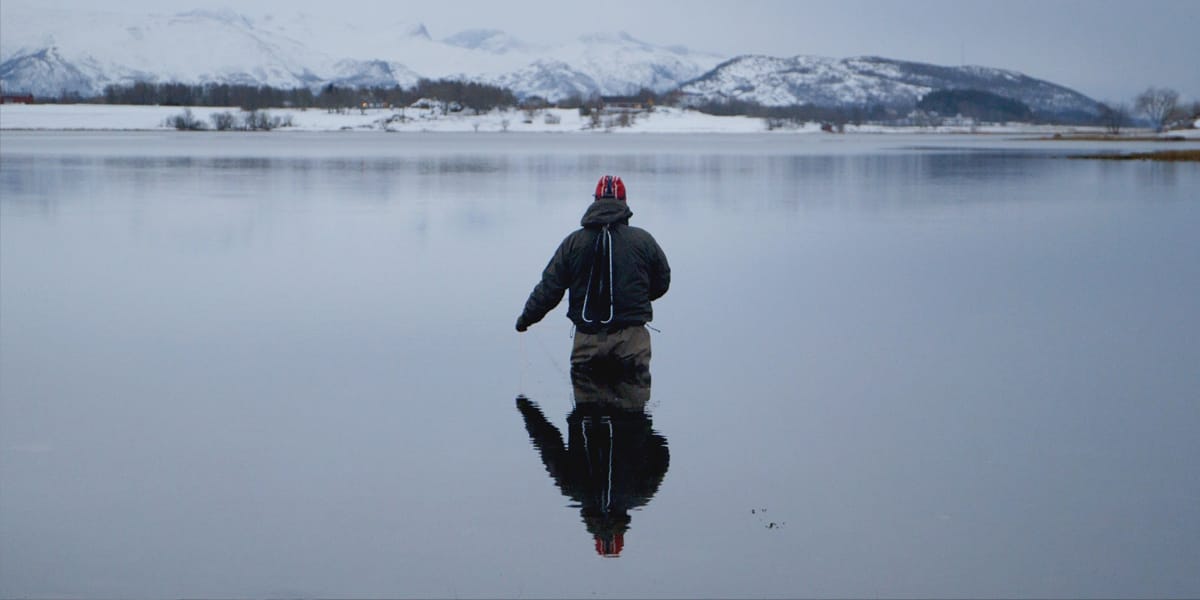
1;5;1101;119
677;54;1100;118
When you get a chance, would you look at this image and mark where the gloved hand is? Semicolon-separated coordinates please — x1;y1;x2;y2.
515;315;529;332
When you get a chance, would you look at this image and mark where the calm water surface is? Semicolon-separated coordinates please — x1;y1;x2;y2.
2;131;1199;598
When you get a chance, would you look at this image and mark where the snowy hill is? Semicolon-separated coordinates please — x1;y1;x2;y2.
1;7;331;93
1;3;1101;118
679;55;1101;120
0;3;722;101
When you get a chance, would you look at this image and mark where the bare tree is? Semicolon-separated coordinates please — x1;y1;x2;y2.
1097;102;1130;134
242;110;290;131
168;108;206;131
1135;86;1180;132
210;111;237;131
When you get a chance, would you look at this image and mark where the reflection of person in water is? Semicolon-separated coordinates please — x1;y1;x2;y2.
515;363;669;557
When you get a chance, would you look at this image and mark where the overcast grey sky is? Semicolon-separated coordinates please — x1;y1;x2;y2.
26;0;1200;102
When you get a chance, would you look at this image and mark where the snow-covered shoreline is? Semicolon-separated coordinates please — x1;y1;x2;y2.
0;103;759;133
5;103;1176;136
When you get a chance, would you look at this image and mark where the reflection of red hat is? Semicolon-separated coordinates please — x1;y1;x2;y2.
594;534;624;557
593;175;626;201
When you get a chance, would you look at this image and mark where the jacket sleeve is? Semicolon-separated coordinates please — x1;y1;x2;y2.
519;235;573;327
648;236;670;301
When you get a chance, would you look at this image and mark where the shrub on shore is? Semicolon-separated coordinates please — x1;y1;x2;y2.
167;109;293;131
168;108;206;130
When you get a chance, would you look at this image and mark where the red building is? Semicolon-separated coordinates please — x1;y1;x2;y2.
1;94;35;104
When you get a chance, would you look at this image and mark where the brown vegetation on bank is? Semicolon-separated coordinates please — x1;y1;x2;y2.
1069;149;1200;162
1040;133;1192;142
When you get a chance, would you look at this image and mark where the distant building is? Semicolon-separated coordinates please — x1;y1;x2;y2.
599;95;647;112
2;94;35;104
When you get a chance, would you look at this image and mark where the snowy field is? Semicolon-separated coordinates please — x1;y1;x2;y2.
0;103;766;133
6;102;1189;136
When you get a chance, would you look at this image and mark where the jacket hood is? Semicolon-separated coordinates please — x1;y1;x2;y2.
581;199;633;228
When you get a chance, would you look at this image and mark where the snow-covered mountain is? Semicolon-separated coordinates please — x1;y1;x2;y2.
0;4;723;101
679;55;1101;119
1;7;331;93
1;3;1101;118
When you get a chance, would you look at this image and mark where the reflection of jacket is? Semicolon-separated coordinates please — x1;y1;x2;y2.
519;200;670;334
516;370;668;556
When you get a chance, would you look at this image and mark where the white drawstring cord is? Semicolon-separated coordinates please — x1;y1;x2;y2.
580;416;615;512
603;228;614;324
581;226;615;325
604;417;614;511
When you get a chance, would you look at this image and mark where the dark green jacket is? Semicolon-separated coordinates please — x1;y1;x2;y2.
520;200;670;333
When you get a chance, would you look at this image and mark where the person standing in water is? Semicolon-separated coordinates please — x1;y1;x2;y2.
516;175;670;375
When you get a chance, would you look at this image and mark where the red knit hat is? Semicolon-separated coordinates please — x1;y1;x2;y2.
593;175;626;201
594;533;624;557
